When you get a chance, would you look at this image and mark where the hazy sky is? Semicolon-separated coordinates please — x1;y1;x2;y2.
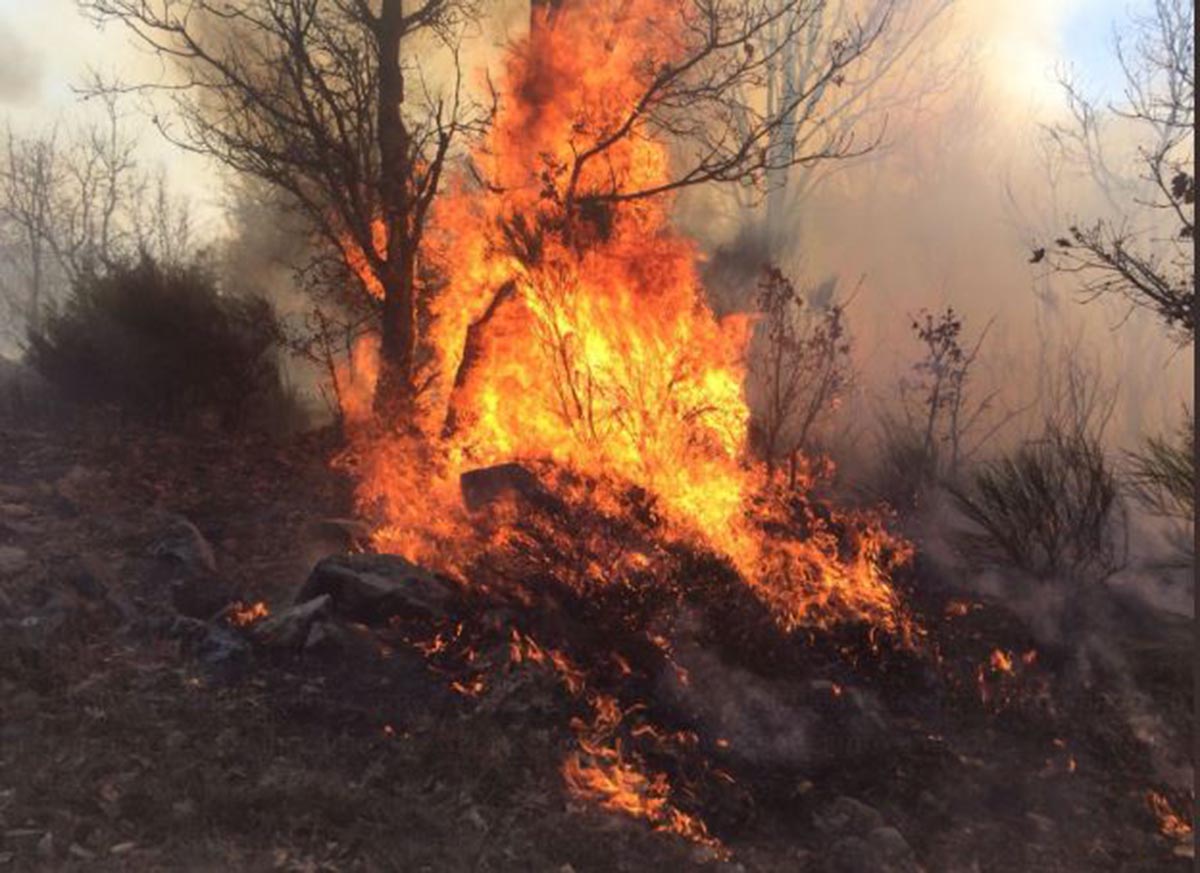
0;1;1143;169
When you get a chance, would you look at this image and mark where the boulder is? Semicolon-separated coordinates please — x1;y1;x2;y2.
298;553;455;624
867;826;914;864
460;463;544;512
825;836;883;873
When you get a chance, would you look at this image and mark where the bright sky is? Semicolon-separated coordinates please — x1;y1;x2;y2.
0;0;1148;234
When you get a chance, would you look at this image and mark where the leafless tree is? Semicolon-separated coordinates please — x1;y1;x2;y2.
750;0;957;233
0;95;192;342
0;125;58;335
79;0;493;418
1039;0;1194;342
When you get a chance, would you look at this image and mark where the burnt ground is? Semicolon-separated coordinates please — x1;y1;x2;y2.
0;419;1193;871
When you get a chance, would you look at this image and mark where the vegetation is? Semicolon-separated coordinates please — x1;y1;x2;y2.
1041;0;1194;341
26;257;299;432
1127;413;1195;522
949;423;1123;582
748;265;853;483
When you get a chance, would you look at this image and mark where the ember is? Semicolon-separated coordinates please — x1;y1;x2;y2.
1147;790;1194;841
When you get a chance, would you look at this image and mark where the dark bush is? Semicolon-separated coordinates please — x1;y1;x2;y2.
26;257;298;431
948;424;1124;581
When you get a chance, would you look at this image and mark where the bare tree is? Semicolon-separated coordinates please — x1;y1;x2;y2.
0;125;59;335
751;0;957;234
0;96;191;341
1039;0;1194;342
79;0;492;417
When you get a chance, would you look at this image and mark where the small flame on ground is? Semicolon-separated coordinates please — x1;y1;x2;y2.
227;601;269;627
1147;790;1194;840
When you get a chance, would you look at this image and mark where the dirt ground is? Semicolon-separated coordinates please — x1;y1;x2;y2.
0;419;1192;871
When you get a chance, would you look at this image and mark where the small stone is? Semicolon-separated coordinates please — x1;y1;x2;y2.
460;462;545;512
0;546;29;577
149;515;217;575
1025;812;1055;835
68;843;96;860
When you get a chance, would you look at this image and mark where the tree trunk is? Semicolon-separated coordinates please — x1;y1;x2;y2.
373;0;418;420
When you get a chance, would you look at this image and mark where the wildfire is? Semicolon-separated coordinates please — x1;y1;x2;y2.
345;0;914;642
337;0;918;841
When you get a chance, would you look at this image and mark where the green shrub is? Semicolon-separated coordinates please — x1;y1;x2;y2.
27;257;296;431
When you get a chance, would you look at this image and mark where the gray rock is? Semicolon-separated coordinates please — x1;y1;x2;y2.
149;516;217;575
814;797;885;837
299;553;455;624
302;618;378;659
168;615;250;681
147;516;236;619
460;463;544;512
252;595;332;650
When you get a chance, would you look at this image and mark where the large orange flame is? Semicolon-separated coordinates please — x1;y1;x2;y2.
342;0;912;643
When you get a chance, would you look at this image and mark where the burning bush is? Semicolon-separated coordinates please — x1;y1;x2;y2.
27;257;301;432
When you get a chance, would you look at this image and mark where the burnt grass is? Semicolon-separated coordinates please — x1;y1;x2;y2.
0;420;1192;871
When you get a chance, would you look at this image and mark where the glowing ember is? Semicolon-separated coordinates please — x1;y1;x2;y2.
1147;790;1193;840
227;600;269;627
990;650;1014;673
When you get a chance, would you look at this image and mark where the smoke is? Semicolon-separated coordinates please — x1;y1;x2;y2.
681;0;1191;458
0;18;43;105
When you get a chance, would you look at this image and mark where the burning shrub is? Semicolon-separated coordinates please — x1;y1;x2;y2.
948;423;1124;582
26;256;300;432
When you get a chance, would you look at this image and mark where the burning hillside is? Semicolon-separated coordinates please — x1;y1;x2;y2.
0;0;1191;870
